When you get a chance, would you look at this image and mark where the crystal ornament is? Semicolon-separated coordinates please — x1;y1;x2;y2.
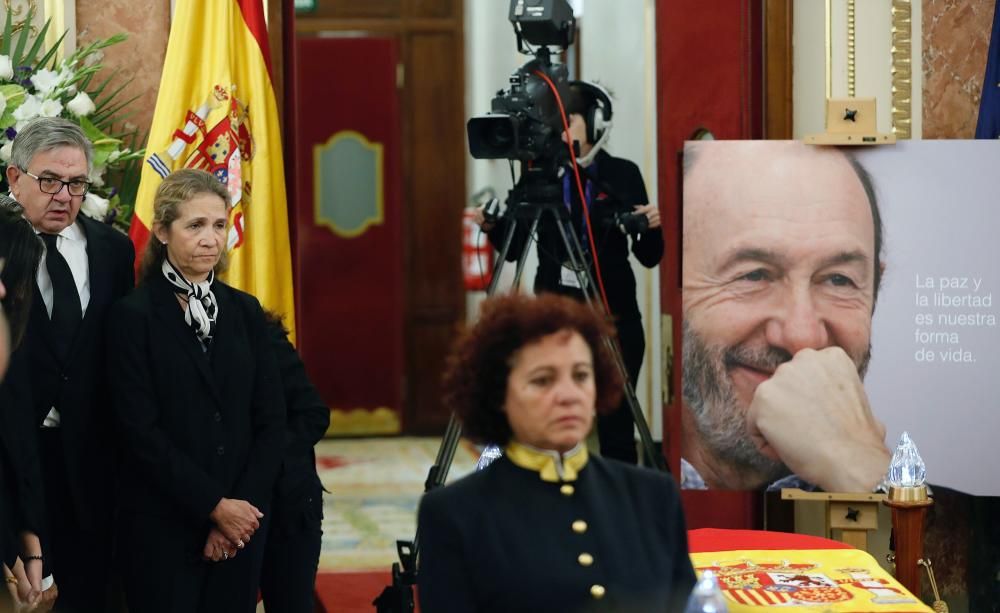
888;431;926;487
684;570;729;613
476;444;504;471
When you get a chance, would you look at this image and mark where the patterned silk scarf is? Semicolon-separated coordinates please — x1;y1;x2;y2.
161;259;218;346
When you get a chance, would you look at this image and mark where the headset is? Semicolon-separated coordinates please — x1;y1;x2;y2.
569;80;613;166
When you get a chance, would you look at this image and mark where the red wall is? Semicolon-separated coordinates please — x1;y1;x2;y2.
657;0;765;529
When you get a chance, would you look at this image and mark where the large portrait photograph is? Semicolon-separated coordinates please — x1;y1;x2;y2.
679;140;1000;495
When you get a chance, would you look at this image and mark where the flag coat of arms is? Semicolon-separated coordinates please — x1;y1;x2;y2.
130;0;295;338
690;550;932;611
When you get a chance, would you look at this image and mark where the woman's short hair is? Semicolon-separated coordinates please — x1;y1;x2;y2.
139;168;231;281
442;293;624;446
0;206;42;349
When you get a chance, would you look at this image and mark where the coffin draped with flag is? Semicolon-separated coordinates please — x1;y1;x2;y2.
130;0;295;337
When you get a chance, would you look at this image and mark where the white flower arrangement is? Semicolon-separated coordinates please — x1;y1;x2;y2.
0;8;145;229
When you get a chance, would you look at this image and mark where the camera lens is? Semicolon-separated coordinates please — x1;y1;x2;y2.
488;122;514;149
468;115;520;159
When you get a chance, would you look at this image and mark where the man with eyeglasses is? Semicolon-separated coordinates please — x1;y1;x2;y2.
4;117;134;611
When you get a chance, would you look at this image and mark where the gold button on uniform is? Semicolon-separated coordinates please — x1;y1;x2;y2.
577;553;594;567
590;584;606;599
572;520;588;534
560;484;574;496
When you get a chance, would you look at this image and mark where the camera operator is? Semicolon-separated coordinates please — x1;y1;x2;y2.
473;82;663;465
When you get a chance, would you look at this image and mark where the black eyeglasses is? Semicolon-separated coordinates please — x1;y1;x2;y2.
20;169;92;197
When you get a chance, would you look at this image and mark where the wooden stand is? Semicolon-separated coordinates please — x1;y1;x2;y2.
884;486;933;598
805;97;896;145
781;489;885;551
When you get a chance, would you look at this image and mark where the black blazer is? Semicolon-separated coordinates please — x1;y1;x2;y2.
0;347;45;567
108;272;286;528
487;150;664;321
267;322;329;530
417;454;695;613
14;215;134;532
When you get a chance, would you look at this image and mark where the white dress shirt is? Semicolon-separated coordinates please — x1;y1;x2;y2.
36;219;90;427
36;220;91;317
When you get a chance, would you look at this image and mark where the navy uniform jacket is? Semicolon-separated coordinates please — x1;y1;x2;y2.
417;446;695;612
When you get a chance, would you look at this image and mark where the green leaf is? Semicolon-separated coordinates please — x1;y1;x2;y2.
0;84;26;130
35;30;67;70
93;75;131;112
86;68;120;99
76;115;113;146
1;7;13;55
90;93;142;127
11;6;36;66
21;17;51;68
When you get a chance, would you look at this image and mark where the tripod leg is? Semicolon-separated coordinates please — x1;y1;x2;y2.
511;212;542;290
486;216;518;296
552;214;666;472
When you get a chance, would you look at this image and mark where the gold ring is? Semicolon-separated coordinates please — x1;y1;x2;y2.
4;576;17;585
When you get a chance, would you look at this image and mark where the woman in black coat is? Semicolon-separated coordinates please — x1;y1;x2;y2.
0;204;54;610
256;312;329;612
417;293;695;613
108;169;285;612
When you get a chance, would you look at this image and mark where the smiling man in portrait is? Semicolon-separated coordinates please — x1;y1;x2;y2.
680;141;890;492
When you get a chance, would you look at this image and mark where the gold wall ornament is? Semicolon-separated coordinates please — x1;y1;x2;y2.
1;0;41;38
891;0;912;139
847;0;856;97
825;0;833;100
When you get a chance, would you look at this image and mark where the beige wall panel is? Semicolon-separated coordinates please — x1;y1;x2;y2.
922;0;995;138
75;0;170;138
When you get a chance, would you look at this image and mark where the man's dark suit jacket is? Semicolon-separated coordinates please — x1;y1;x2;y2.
17;214;134;534
417;454;696;613
108;271;286;612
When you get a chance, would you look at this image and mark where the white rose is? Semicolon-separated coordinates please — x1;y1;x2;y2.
66;91;96;117
39;98;63;118
0;55;12;80
81;192;109;221
89;166;106;188
0;140;13;162
29;68;60;96
12;94;41;123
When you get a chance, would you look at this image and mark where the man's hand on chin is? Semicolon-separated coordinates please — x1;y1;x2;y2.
746;346;891;492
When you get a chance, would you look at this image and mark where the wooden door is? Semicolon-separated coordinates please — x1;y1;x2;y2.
293;35;405;435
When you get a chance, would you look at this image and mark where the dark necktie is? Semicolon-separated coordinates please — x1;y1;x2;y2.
40;233;82;361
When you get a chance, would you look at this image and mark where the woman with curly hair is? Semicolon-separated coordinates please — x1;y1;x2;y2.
417;293;695;613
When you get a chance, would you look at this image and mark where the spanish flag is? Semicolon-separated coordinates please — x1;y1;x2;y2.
130;0;295;339
688;529;932;611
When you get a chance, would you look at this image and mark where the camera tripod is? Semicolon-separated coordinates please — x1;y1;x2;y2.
374;183;666;612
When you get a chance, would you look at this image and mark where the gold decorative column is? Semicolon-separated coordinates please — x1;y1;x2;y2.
846;0;856;97
891;0;912;139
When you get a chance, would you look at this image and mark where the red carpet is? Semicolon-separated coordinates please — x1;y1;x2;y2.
316;570;396;612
